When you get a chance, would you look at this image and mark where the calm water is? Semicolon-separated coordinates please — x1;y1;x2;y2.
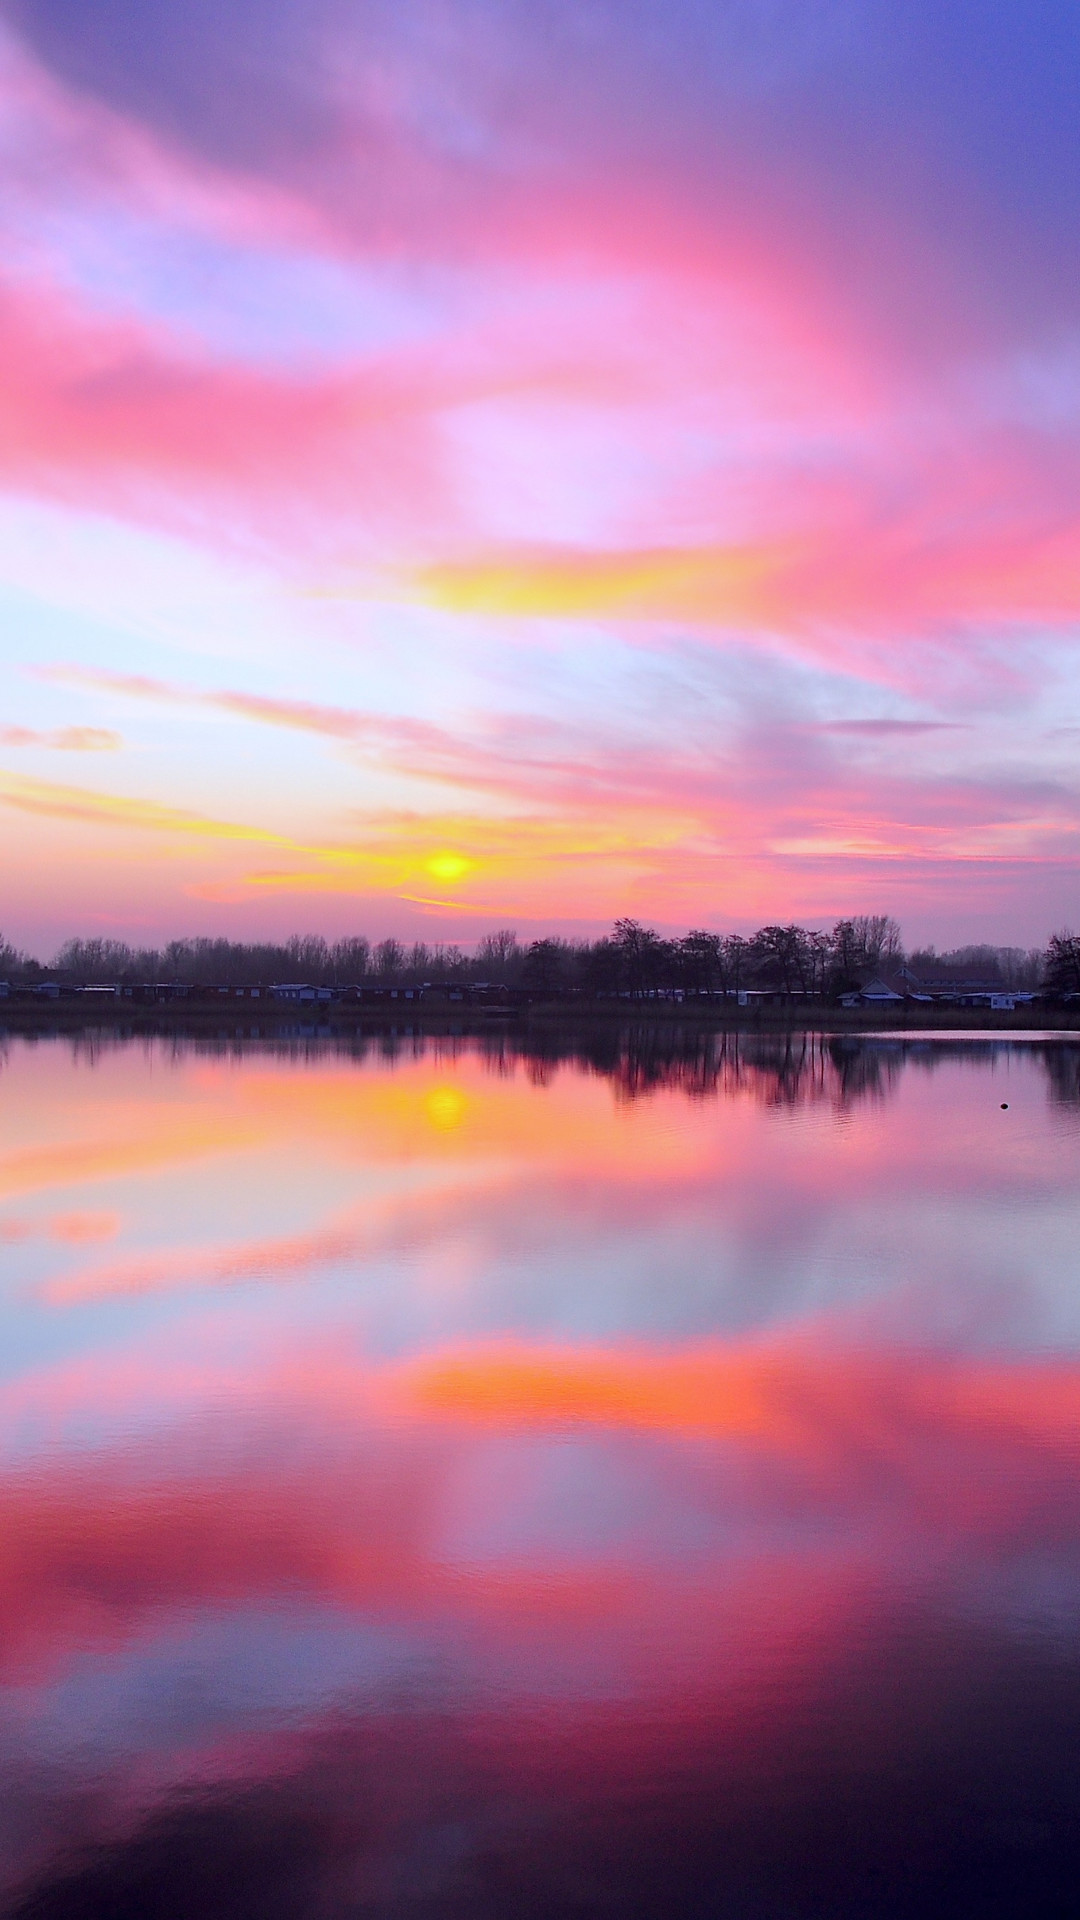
2;1029;1080;1918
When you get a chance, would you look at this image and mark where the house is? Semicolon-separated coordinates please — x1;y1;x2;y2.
839;975;915;1009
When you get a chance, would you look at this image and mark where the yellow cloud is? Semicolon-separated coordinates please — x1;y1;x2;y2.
410;544;783;623
0;772;296;845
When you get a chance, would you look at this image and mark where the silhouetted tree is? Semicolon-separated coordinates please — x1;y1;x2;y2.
0;931;28;980
722;934;750;994
524;938;570;991
372;938;405;980
677;931;724;992
437;943;469;980
8;913;942;998
476;929;521;980
53;938;138;982
1043;932;1080;996
612;918;670;993
853;914;902;966
751;926;810;996
330;937;370;982
580;937;621;993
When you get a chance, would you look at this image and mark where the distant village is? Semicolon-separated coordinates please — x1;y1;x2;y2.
2;917;1079;1013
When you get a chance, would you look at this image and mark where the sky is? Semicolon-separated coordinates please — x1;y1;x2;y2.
0;1;1079;954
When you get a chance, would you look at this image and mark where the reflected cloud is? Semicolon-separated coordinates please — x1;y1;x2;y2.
1;0;1080;1896
41;1207;407;1304
47;1210;120;1243
0;1120;263;1202
0;1330;1078;1681
0;1039;1078;1910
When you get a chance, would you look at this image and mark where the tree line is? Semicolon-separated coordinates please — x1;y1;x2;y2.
2;916;1077;996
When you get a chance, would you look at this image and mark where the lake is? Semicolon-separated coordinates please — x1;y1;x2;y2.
1;1028;1079;1918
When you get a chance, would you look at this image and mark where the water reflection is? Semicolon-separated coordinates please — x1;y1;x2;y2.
8;1023;1080;1111
0;1035;1079;1916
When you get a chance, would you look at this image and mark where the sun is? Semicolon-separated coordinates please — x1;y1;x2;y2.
425;850;473;885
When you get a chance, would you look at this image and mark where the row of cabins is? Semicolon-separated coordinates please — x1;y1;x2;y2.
838;966;1037;1013
0;970;1053;1011
0;979;895;1008
0;979;521;1008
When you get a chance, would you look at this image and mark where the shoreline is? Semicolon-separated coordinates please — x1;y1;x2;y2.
1;999;1078;1040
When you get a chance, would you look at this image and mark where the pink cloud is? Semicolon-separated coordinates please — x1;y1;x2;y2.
0;15;1078;943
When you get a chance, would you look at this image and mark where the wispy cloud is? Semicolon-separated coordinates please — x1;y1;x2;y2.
0;725;120;750
2;2;1080;938
0;771;297;842
32;664;1080;926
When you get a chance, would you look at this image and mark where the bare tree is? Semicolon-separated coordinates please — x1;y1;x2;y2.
330;937;370;982
612;918;670;992
1044;932;1080;996
859;915;902;965
722;934;750;993
0;932;26;979
751;925;817;996
372;938;405;980
476;929;520;979
524;937;569;991
677;931;723;991
53;938;137;982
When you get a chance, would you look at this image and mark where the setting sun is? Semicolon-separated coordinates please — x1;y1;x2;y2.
424;851;473;886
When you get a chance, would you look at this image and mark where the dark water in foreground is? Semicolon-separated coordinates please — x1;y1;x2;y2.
1;1029;1080;1918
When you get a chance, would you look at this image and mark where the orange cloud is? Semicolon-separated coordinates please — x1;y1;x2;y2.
398;1337;1080;1518
407;1341;781;1445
